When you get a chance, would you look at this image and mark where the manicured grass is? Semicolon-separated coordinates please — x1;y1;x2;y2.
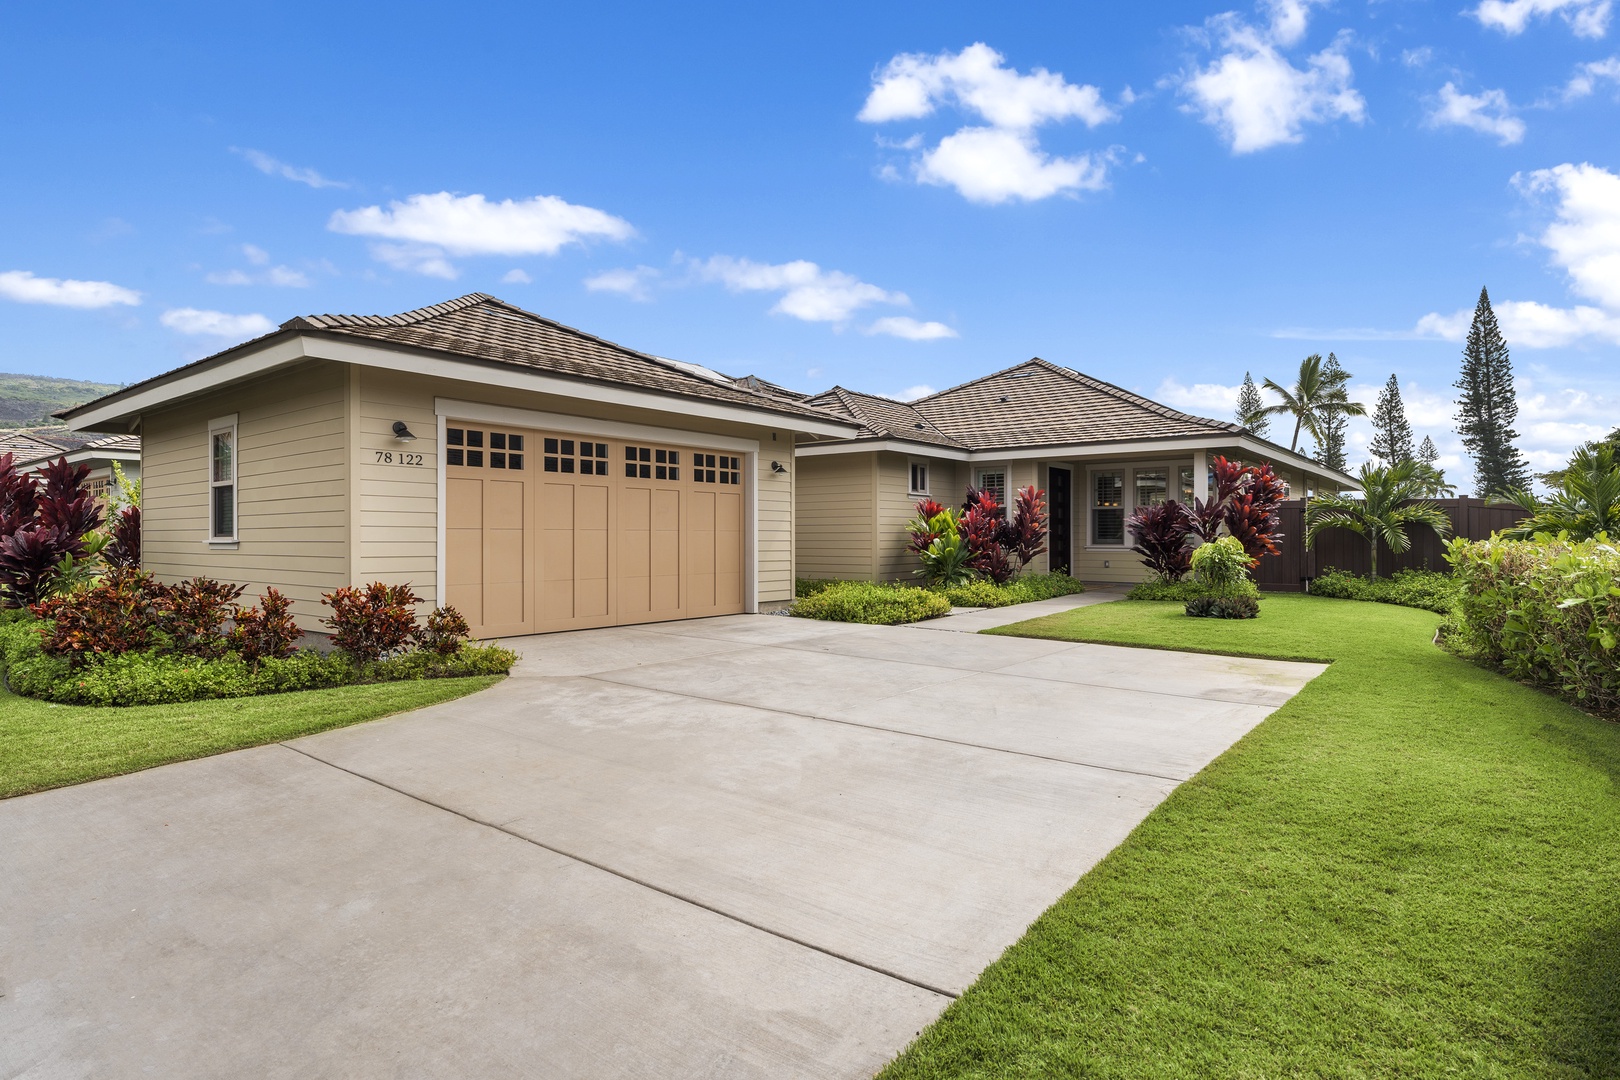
881;595;1619;1078
0;674;502;798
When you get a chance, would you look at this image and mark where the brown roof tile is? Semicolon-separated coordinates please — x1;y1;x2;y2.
801;387;970;449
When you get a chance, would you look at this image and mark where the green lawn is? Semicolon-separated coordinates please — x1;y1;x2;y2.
0;675;502;799
881;595;1619;1079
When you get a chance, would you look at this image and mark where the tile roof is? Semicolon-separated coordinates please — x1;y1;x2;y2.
892;358;1242;451
801;387;970;449
84;433;142;453
0;430;69;462
287;294;849;426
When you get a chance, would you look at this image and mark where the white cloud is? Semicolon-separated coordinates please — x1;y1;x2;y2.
1518;162;1620;309
0;270;140;309
865;316;958;340
330;192;634;277
242;243;270;266
1564;56;1620;98
266;266;309;287
1472;0;1612;38
1178;3;1365;154
501;268;532;284
160;308;275;337
896;384;938;401
1154;377;1243;416
1401;46;1435;67
1413;300;1620;347
860;42;1116;129
1426;83;1526;145
585;265;660;301
205;269;254;286
915;128;1114;204
693;256;906;322
859;43;1122;204
232;148;347;189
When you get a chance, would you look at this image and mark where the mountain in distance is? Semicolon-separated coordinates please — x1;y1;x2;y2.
0;373;123;427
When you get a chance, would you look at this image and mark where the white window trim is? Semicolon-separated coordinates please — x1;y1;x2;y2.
206;413;238;545
1087;459;1205;549
1086;466;1127;549
975;466;1010;518
907;459;930;497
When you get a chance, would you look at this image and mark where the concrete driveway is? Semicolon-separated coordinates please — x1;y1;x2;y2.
2;613;1325;1079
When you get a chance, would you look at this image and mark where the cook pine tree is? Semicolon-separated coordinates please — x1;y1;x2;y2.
1454;287;1531;496
1369;374;1415;465
1312;352;1352;472
1236;372;1270;436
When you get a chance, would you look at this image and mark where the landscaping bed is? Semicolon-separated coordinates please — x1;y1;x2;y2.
792;573;1085;625
880;595;1619;1077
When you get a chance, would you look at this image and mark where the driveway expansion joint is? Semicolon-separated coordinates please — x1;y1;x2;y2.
277;741;960;1002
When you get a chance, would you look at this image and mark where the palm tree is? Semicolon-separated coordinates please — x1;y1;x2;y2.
1493;444;1620;541
1304;460;1453;579
1261;354;1367;453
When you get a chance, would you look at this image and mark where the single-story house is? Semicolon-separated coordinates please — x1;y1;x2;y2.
795;363;1351;585
0;429;142;504
60;293;1351;636
60;293;860;635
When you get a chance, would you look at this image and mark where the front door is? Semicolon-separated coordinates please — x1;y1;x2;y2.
1048;467;1071;575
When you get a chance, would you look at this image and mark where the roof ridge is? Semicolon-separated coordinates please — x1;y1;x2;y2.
286;292;494;331
828;387;887;435
908;357;1049;404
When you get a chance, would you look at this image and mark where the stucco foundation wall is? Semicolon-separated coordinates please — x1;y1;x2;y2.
141;361;349;630
353;368;799;607
795;453;875;580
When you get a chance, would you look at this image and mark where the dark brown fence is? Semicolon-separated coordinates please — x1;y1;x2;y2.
1255;498;1526;592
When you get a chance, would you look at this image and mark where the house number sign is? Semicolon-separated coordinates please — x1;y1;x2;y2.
375;451;427;466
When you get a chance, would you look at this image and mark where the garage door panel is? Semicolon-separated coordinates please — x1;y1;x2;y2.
447;478;483;528
486;480;525;531
447;529;483;586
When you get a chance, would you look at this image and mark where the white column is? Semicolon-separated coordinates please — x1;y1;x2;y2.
1192;449;1209;503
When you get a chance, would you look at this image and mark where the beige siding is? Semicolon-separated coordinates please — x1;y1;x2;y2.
756;446;794;603
795;453;875;580
141;362;349;630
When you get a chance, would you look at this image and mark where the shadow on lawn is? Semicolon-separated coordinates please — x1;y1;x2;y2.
1542;916;1620;1076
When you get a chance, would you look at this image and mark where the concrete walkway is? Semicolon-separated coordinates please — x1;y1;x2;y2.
914;583;1129;633
1;614;1325;1079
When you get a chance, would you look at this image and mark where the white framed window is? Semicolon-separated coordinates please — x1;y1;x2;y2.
976;469;1007;511
208;414;238;543
1134;469;1169;508
908;461;930;496
1179;466;1196;504
1090;469;1124;546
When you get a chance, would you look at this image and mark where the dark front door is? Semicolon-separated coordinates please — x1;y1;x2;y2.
1048;467;1071;575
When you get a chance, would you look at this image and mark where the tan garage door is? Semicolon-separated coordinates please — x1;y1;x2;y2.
444;423;746;637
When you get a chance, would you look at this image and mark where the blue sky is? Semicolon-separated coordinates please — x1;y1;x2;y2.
2;0;1617;487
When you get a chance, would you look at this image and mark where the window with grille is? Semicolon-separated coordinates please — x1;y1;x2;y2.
208;415;237;542
539;436;606;475
977;470;1006;510
908;462;929;495
1091;470;1124;546
693;453;741;484
1134;470;1168;508
446;428;525;470
624;445;682;481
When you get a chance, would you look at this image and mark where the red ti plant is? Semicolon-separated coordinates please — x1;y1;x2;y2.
1183;456;1248;544
105;505;141;568
905;498;953;556
1006;486;1049;568
1128;500;1193;580
1224;461;1287;561
960;490;1016;584
0;456;103;606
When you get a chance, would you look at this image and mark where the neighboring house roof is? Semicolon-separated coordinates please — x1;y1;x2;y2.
0;430;69;462
13;431;140;469
802;387;970;450
283;294;846;426
905;358;1243;451
58;294;861;434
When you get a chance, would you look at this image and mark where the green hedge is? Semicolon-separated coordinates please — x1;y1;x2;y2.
791;582;952;625
1126;577;1260;602
1309;568;1461;614
1445;534;1620;716
939;573;1086;608
0;619;516;707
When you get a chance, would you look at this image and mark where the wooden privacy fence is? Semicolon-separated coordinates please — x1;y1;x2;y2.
1254;497;1527;592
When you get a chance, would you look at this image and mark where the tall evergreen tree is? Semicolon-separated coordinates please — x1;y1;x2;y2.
1417;436;1439;466
1312;352;1351;472
1235;371;1270;436
1369;374;1415;464
1455;287;1531;496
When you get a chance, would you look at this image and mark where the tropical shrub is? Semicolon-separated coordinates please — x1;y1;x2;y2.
911;506;976;586
1309;567;1461;614
1493;443;1620;542
1185;595;1261;619
0;455;104;606
938;573;1086;608
1189;536;1254;597
1445;533;1620;715
31;568;166;666
908;487;1048;587
960;494;1016;584
1126;577;1258;602
413;606;472;656
1127;500;1192;581
1224;461;1287;561
228;587;302;664
792;581;951;624
160;577;246;658
795;577;842;598
105;504;141;569
1005;486;1049;568
321;582;421;662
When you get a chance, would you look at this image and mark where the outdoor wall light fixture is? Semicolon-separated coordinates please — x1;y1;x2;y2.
392;421;417;443
771;461;787;474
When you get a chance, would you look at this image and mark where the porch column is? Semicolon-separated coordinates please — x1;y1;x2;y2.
1192;449;1208;503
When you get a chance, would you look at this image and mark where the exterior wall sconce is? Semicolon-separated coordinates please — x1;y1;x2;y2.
392;421;417;443
770;461;787;474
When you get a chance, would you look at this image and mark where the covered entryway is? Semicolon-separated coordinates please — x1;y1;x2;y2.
444;421;748;637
